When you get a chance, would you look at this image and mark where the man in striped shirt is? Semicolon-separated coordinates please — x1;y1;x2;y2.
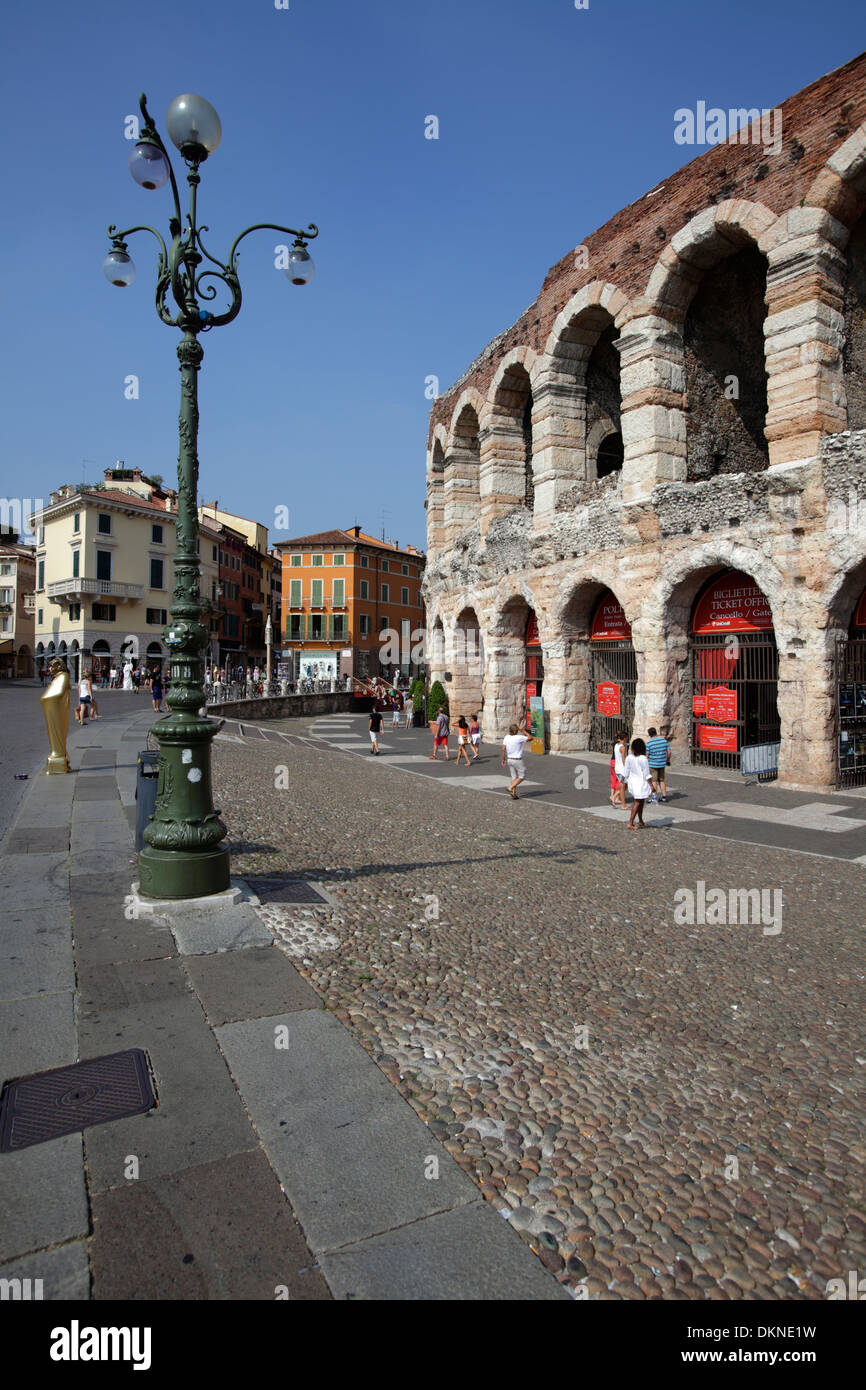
646;728;670;802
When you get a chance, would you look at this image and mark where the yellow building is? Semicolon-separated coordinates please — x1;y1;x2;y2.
32;466;220;682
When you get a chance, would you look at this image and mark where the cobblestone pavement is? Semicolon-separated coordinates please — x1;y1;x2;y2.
213;728;866;1300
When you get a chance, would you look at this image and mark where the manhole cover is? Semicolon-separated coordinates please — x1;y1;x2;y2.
249;878;328;904
0;1048;156;1153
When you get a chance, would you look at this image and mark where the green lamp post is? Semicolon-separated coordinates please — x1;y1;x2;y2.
104;92;317;899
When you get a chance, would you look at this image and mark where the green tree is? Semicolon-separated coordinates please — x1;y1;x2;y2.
426;679;449;722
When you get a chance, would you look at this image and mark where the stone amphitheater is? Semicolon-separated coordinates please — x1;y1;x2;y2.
423;50;866;791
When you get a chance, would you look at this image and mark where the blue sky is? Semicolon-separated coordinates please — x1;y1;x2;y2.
1;0;862;552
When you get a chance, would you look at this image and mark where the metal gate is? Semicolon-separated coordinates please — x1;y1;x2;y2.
835;635;866;787
690;632;780;770
589;641;637;751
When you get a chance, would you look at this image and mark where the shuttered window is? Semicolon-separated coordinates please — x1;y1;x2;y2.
311;578;323;607
289;578;301;606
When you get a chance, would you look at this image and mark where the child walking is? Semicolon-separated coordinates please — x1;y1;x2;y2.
456;716;472;765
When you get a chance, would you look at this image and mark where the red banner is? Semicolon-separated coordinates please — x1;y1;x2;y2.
692;571;773;634
591;594;632;642
705;686;738;722
525;612;540;647
597;681;621;717
698;724;738;751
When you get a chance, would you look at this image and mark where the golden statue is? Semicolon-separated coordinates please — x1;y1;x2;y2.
41;658;72;774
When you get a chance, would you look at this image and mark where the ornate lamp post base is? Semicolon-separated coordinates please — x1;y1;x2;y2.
138;710;230;899
139;844;230;899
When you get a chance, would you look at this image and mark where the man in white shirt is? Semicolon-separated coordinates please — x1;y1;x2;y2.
501;723;530;799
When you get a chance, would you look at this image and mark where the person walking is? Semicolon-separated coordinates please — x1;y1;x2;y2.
404;693;414;729
148;668;164;713
456;715;472;766
610;730;628;809
76;669;94;724
501;723;530;798
469;713;481;759
428;706;450;760
369;706;383;755
646;727;670;802
624;737;654;829
392;691;403;730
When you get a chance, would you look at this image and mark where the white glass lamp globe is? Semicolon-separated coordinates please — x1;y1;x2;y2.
128;142;170;189
286;245;315;286
166;94;221;158
103;250;136;287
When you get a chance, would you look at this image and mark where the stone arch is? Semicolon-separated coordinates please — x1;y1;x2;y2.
443;397;483;541
826;552;866;635
657;548;788;773
452;605;484;714
426;430;447;553
544;575;635;750
803;122;866;229
484;585;541;735
480;348;540;525
542;281;633;363
643;200;777;321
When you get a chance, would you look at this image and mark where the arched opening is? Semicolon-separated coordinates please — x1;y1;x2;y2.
146;641;163;676
92;639;111;687
586;321;622;480
832;563;866;786
689;569;779;770
524;610;543;738
843;212;866;430
69;639;80;684
16;643;32;679
492;363;534;511
588;589;636;750
454;607;483;714
446;406;482;536
684;244;769;480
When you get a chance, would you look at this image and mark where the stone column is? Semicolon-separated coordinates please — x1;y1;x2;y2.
443;445;482;545
530;372;587;524
542;637;593;752
479;419;527;534
618;316;687;503
763;212;848;465
426;469;445;554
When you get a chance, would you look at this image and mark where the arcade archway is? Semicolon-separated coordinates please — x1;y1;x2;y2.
589;590;636;750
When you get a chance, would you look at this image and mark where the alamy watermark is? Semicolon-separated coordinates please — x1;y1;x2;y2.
673;880;782;935
674;103;782;157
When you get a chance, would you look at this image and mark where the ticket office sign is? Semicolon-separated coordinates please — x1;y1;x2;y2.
698;724;738;751
597;682;621;717
705;686;738;722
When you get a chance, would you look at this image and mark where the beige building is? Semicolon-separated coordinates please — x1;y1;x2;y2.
32;466;220;682
0;539;36;678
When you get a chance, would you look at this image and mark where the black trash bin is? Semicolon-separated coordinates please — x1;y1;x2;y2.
135;751;159;852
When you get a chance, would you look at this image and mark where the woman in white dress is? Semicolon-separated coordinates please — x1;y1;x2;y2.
623;737;655;829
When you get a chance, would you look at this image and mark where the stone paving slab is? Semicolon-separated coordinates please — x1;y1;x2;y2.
0;1135;90;1264
4;827;70;854
0;990;77;1083
71;820;136;854
159;903;273;956
0;852;68;907
90;1149;330;1301
0;1239;91;1300
320;1200;569;1300
0;905;75;1002
70;846;137;879
580;802;721;825
182;946;320;1026
214;1009;547;1281
10;804;73;829
72;778;120;801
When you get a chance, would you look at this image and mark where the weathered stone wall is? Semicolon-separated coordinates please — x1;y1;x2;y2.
423;54;866;790
207;692;353;720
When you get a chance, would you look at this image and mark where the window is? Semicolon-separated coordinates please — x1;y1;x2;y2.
226;613;239;637
212;545;218;561
333;553;345;566
311;578;323;607
401;587;409;605
0;588;11;603
312;554;323;567
381;583;389;602
332;614;347;639
333;579;345;606
360;579;369;599
402;563;409;575
72;550;80;578
359;614;371;635
73;513;80;533
98;513;112;534
0;564;10;574
379;615;389;635
96;550;111;581
0;617;8;632
150;558;164;589
290;554;302;567
147;608;168;625
38;527;45;545
289;578;302;607
92;603;116;622
152;523;164;544
288;614;304;640
37;608;43;625
68;603;81;621
38;560;44;589
360;555;368;568
310;614;324;638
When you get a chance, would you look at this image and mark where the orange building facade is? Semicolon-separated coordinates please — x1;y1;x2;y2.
275;527;426;683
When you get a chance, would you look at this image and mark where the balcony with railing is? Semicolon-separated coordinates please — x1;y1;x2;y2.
23;594;36;613
47;577;144;603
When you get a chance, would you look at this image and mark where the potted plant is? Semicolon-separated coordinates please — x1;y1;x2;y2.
426;679;449;725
